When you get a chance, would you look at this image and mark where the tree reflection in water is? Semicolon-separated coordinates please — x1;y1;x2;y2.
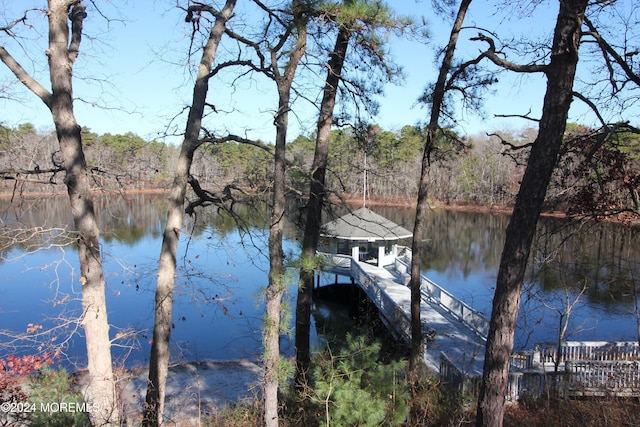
0;194;638;367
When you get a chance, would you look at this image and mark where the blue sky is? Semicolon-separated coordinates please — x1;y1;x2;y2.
0;1;633;144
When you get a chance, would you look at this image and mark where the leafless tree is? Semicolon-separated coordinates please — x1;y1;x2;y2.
142;2;237;426
261;3;307;424
410;0;473;381
194;1;309;423
0;2;122;424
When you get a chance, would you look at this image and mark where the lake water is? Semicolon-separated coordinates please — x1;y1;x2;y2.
0;194;638;368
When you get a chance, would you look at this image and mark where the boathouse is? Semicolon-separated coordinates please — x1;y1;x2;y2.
320;207;412;268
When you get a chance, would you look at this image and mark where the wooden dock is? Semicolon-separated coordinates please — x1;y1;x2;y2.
319;250;488;376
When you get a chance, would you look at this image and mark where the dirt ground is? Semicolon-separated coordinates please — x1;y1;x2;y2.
503;396;640;427
77;360;262;426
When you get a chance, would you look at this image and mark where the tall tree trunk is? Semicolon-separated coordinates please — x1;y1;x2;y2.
295;24;350;390
142;3;236;425
44;2;121;425
476;1;588;426
264;4;306;425
264;92;290;427
409;0;472;382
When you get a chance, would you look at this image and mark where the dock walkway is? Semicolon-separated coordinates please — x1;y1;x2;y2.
320;251;488;376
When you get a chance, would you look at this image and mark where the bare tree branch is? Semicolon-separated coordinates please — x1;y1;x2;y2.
572;90;607;126
199;131;274;154
488;131;534;151
0;46;52;107
494;108;539;123
470;33;548;74
583;16;640;88
207;58;270;80
0;8;41;34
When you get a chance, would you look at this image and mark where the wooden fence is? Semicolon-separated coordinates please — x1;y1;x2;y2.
537;341;640;364
441;342;640;401
565;359;640;397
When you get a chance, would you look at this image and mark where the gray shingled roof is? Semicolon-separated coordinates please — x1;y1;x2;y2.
320;207;413;241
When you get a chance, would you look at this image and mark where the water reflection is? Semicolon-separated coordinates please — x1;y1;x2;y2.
0;194;291;367
0;194;638;368
376;207;640;348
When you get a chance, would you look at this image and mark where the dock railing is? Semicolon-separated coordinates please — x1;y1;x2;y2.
440;353;480;395
456;342;640;400
565;359;640;396
508;341;640;372
443;353;640;401
322;249;640;399
318;252;352;274
394;249;489;339
349;260;413;343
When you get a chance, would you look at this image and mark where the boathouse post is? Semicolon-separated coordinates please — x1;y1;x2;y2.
351;245;360;261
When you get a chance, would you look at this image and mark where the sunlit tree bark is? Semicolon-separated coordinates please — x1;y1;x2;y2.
142;2;236;425
296;22;350;390
264;1;307;422
0;2;121;424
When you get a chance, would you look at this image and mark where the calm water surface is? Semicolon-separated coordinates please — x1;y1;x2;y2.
1;194;638;368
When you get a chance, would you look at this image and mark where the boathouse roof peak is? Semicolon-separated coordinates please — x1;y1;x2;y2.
320;207;413;241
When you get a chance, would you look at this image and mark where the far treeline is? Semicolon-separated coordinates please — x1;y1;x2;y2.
2;121;639;218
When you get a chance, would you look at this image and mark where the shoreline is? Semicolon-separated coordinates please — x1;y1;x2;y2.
1;187;636;226
75;359;262;425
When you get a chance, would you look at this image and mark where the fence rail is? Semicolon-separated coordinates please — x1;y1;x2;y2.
394;253;489;338
566;360;640;395
537;341;640;364
445;342;640;400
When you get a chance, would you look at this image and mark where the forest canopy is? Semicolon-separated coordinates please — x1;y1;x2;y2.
2;122;638;219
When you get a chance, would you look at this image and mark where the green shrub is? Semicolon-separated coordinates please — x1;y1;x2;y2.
26;365;91;427
310;334;410;427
